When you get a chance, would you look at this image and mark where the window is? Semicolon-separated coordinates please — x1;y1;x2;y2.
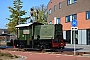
66;14;77;22
72;14;77;20
67;0;77;5
72;0;77;3
49;8;52;14
67;0;70;5
74;0;77;3
54;5;56;11
86;11;90;20
57;18;60;24
66;15;70;22
49;21;52;24
59;2;61;9
23;29;29;34
47;11;48;15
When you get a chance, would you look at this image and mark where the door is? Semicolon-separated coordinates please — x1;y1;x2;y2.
87;29;90;45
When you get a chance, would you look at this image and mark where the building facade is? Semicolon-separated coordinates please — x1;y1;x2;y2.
47;0;90;45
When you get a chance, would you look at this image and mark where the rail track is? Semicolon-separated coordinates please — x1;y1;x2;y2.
0;48;90;56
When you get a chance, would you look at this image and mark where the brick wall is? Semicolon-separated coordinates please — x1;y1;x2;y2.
77;12;90;30
51;12;90;30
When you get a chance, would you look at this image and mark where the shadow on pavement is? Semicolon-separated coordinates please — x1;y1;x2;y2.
0;46;14;49
63;48;83;52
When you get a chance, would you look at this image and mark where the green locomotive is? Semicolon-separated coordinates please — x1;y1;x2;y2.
14;22;66;49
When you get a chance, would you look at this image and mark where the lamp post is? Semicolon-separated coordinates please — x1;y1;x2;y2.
29;8;34;48
29;8;39;48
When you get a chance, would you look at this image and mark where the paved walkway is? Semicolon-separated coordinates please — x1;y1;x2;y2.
0;50;90;60
64;44;90;52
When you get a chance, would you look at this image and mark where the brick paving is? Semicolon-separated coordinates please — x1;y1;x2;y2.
0;50;90;60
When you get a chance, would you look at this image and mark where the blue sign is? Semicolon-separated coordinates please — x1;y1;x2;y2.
71;20;78;27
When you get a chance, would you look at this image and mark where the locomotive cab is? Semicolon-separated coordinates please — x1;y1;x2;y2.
52;38;66;49
52;34;66;49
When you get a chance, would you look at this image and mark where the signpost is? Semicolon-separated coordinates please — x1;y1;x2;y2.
71;20;78;56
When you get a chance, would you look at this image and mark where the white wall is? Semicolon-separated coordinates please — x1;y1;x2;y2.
54;17;57;24
78;30;87;44
63;31;66;39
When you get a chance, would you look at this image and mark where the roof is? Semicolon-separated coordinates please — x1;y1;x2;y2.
15;23;33;28
15;22;43;28
0;34;12;36
0;29;10;34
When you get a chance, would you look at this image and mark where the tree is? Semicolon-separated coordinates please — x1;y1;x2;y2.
6;0;29;34
30;4;48;24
